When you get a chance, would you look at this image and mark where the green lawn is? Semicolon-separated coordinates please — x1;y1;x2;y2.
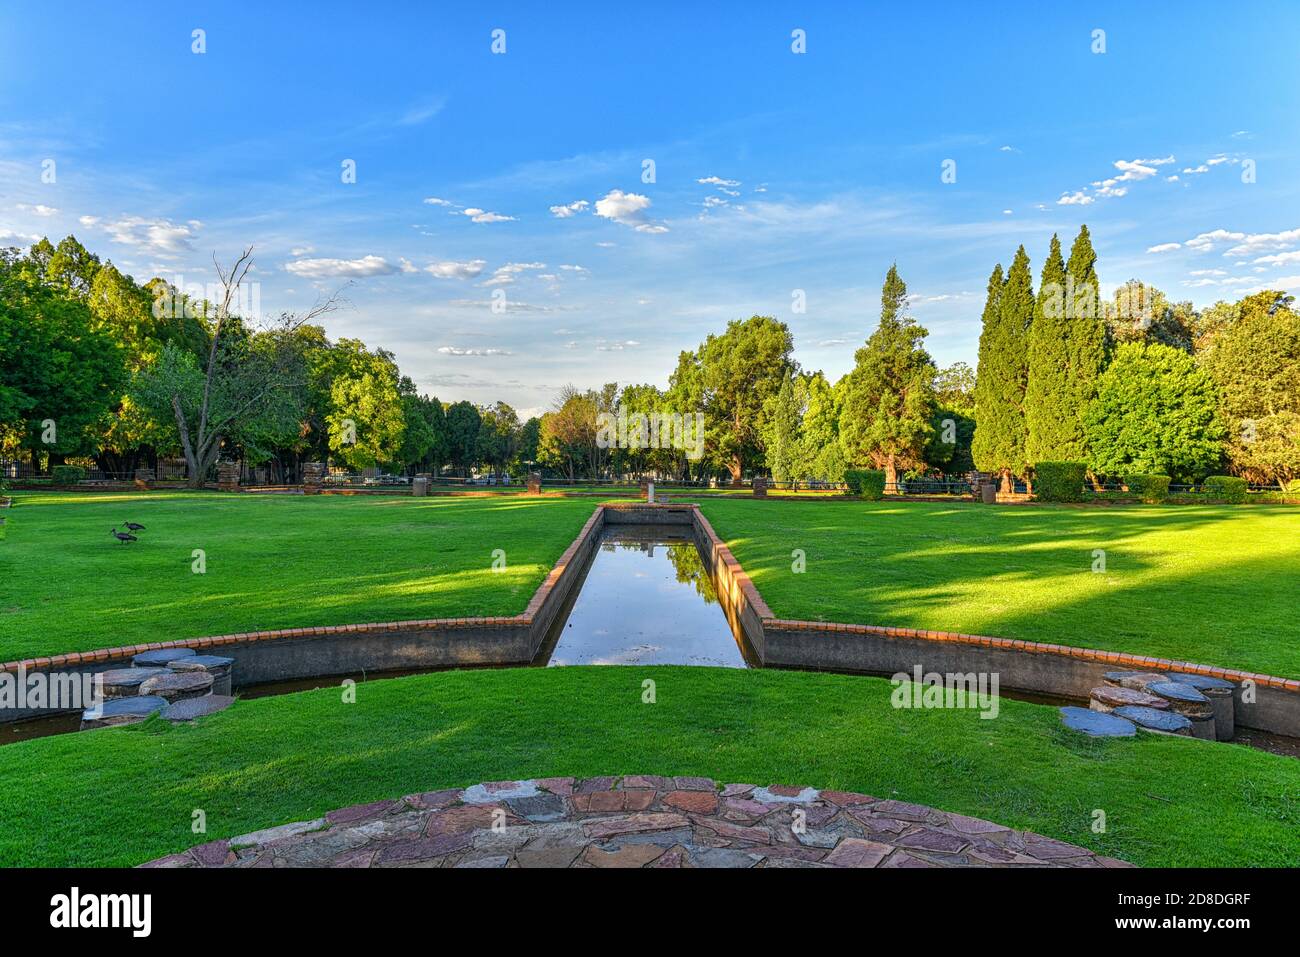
699;499;1300;679
0;492;601;662
0;666;1295;867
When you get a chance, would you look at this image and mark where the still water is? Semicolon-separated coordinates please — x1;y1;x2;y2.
533;525;758;668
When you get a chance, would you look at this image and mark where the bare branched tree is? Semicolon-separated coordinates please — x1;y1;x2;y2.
151;248;348;487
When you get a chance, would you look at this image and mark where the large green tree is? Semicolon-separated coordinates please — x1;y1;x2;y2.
1197;290;1300;484
838;265;936;489
697;316;794;483
1084;342;1225;481
0;256;126;465
971;256;1029;490
1025;226;1108;467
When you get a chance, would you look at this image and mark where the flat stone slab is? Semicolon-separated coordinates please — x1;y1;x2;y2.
1113;705;1193;735
168;655;235;674
132;648;197;668
82;695;167;729
138;671;214;701
1102;671;1166;691
1147;681;1215;719
1060;706;1138;737
1166;673;1236;693
1089;686;1169;710
163;695;235;722
97;667;169;697
142;774;1128;869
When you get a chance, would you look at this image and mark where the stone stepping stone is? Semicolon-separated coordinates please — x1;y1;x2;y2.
81;695;167;729
97;667;168;699
1059;706;1137;737
1102;671;1166;691
132;647;197;668
139;671;214;702
169;655;235;695
1112;705;1193;736
1167;673;1235;740
163;694;234;722
1147;681;1215;739
1089;685;1168;712
1167;673;1235;692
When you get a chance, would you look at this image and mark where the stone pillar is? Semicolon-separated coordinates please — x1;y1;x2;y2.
526;472;542;495
302;462;325;495
752;476;768;498
412;473;431;496
216;460;240;492
133;467;155;490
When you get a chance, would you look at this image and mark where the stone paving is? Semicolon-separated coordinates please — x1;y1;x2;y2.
142;776;1130;869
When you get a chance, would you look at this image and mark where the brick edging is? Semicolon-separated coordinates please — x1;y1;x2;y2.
757;619;1300;692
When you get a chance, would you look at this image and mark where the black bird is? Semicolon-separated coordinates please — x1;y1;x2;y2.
111;527;137;544
122;521;145;531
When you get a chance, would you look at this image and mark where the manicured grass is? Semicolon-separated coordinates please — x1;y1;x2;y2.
0;666;1295;867
0;492;602;661
699;499;1300;679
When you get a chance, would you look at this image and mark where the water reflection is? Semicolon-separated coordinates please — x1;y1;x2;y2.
534;525;756;668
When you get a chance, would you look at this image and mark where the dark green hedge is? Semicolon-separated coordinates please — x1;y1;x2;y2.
844;468;886;500
1124;474;1171;504
1033;462;1087;503
50;465;87;486
1203;475;1247;503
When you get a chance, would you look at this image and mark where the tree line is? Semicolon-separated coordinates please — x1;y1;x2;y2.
3;229;1297;489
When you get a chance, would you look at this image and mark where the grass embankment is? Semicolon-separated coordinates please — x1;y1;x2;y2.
0;666;1295;867
0;492;601;661
699;498;1300;679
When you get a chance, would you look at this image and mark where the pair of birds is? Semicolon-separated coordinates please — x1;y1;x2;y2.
111;521;146;544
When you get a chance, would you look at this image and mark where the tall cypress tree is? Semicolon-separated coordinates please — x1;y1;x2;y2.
972;248;1033;491
1025;234;1068;462
838;265;936;491
1025;226;1108;463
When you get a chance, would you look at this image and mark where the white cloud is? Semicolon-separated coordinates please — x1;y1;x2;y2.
1057;191;1094;206
697;176;740;187
594;189;669;232
290;245;315;256
0;228;41;245
1189;268;1227;276
437;346;512;356
1147;242;1182;253
16;203;58;216
284;254;398;278
1252;250;1300;266
1182;165;1209;175
482;261;546;286
425;259;487;279
423;197;454;207
1184;229;1246;251
549;200;589;218
95;215;201;256
461;207;515;224
1223;227;1300;257
1166;175;1179;182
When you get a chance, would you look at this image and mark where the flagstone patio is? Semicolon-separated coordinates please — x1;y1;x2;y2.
142;775;1130;869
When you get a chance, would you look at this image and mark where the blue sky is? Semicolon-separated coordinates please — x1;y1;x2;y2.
2;1;1298;416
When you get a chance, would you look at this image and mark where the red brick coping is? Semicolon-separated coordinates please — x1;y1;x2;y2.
5;502;1298;697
